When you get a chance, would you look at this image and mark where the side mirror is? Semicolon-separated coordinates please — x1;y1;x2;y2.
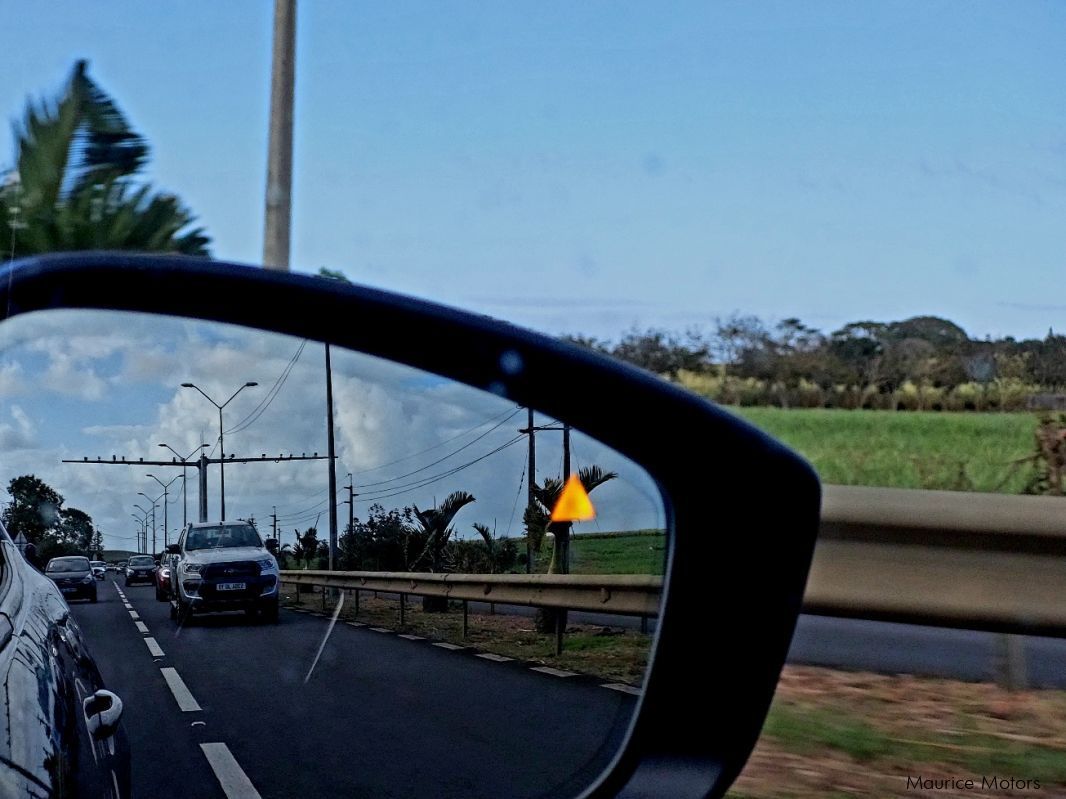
82;689;123;740
4;253;820;799
166;544;180;554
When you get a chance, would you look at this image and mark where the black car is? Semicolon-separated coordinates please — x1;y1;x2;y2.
0;525;131;795
44;556;99;603
124;555;156;586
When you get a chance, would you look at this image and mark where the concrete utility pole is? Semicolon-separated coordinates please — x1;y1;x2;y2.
271;506;278;545
263;0;297;271
523;409;535;573
346;473;355;536
518;414;572;573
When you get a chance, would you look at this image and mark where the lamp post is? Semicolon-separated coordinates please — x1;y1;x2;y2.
181;382;258;521
158;443;207;528
147;474;180;549
137;492;161;556
132;507;150;553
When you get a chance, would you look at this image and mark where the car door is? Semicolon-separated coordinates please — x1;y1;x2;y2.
0;525;131;797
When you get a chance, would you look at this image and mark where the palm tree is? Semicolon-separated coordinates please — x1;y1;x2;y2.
529;465;617;633
531;465;617;576
411;490;476;611
1;60;209;258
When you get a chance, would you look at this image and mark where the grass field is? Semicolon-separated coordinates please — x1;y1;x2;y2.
526;531;667;575
729;407;1037;494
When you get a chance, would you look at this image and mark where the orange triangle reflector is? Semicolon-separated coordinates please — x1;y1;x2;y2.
551;474;596;522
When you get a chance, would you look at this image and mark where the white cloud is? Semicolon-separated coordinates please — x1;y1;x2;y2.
0;404;36;450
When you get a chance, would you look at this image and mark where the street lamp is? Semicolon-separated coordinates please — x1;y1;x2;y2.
158;443;208;528
147;473;180;549
181;381;258;521
132;507;150;553
137;492;161;555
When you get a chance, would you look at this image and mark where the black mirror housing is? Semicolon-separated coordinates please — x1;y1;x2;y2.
3;252;820;798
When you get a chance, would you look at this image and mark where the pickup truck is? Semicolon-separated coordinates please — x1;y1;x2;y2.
168;520;280;624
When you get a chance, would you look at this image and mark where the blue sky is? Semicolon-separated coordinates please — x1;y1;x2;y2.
2;2;1065;341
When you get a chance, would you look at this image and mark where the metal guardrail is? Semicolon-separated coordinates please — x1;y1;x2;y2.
280;570;662;617
811;485;1066;638
281;484;1066;640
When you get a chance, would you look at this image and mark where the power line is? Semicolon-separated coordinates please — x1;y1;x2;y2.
352;405;520;475
226;339;308;435
505;442;528;538
275;486;346;522
357;409;521;488
356;434;525;503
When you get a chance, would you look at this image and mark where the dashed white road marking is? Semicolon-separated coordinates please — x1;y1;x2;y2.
602;683;641;696
135;621;149;634
200;743;263;799
144;637;165;658
476;653;513;662
433;642;465;651
369;627;391;633
160;667;202;712
399;634;425;641
345;621;365;627
531;666;577;678
128;610;140;620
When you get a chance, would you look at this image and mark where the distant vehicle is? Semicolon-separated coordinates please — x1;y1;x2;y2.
117;560;127;571
169;520;280;623
90;560;106;580
44;556;98;603
155;553;178;601
124;555;156;586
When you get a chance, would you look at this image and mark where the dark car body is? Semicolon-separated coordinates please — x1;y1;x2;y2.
45;556;98;603
154;554;178;601
124;555;156;586
0;523;131;795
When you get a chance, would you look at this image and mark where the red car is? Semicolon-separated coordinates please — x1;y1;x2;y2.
154;554;178;601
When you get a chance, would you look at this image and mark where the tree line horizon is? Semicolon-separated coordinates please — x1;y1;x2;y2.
565;315;1066;412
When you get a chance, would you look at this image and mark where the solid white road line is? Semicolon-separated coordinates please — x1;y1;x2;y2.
476;653;513;662
160;667;202;712
200;743;263;799
601;683;641;696
135;621;149;634
531;666;577;678
144;637;165;657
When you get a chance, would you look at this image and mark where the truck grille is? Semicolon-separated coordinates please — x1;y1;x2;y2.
201;561;258;580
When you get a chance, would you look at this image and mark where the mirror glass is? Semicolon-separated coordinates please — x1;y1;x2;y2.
0;308;666;798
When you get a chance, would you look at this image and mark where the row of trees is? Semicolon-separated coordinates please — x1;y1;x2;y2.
2;475;103;563
568;316;1066;411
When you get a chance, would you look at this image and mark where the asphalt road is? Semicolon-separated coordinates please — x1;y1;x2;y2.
788;615;1066;688
69;579;637;799
470;601;1066;689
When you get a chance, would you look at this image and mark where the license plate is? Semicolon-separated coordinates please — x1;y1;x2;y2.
217;582;245;591
61;587;76;593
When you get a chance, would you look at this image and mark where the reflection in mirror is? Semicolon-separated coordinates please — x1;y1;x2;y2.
0;309;666;798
